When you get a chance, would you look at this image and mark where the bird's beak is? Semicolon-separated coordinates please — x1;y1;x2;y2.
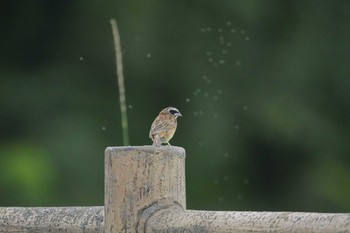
178;113;183;117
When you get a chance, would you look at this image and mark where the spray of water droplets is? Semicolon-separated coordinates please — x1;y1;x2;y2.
200;22;250;68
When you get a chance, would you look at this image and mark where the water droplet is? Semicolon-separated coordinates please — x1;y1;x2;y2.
213;95;219;100
224;176;229;181
213;63;218;67
235;125;240;130
206;27;212;31
218;28;223;33
243;105;248;110
213;113;219;118
227;21;232;26
214;179;219;185
245;36;250;41
226;42;232;47
102;126;106;131
224;152;229;157
201;28;206;32
185;98;190;103
206;51;212;56
241;30;246;34
146;53;152;58
198;141;204;146
231;29;236;33
193;111;198;116
79;57;84;61
202;76;211;84
208;58;213;62
218;197;224;202
198;110;204;115
236;61;242;66
128;105;133;109
222;49;228;54
237;194;243;200
217;89;222;94
193;88;201;96
219;59;226;64
244;179;249;184
203;93;209;98
219;36;224;41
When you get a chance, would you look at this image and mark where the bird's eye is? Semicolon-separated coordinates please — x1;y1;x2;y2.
169;109;178;115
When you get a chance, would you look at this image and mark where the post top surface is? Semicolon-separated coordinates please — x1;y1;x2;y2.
105;145;185;158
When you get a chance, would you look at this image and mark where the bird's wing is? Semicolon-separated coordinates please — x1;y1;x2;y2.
149;118;172;138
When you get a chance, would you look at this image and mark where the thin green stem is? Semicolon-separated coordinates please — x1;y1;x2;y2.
110;19;129;146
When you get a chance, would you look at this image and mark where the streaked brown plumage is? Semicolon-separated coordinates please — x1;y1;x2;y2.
149;107;182;146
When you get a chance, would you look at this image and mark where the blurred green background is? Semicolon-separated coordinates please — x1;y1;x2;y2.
1;1;350;212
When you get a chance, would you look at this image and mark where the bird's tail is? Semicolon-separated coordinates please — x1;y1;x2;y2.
152;134;161;147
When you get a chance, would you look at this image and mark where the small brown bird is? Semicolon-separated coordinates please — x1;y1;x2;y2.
149;107;182;146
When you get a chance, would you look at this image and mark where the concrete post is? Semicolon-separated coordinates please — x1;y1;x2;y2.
104;146;186;233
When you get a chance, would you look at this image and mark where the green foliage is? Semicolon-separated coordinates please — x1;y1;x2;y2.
0;143;56;205
1;0;350;212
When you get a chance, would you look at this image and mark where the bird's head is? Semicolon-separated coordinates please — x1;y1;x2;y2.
161;107;182;118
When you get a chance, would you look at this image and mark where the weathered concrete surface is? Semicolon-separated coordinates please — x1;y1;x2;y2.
146;207;350;233
3;146;350;233
0;206;104;233
104;146;186;233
